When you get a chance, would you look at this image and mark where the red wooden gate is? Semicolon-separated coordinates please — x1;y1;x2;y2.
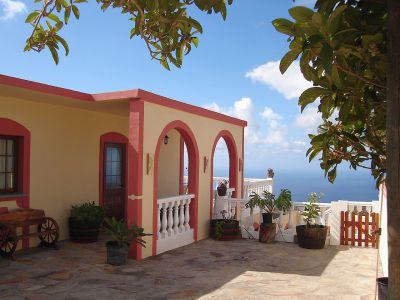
340;211;379;248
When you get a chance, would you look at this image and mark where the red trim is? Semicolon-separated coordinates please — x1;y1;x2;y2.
99;132;128;209
0;74;247;128
127;100;144;260
209;130;239;219
153;120;199;256
0;207;8;213
0;74;92;101
0;118;30;249
241;127;245;198
179;136;184;195
0;118;30;206
136;90;247;127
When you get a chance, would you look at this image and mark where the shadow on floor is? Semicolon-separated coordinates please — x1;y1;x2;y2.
0;238;377;299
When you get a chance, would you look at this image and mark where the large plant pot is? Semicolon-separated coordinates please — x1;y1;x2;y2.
106;241;129;266
376;277;388;300
262;213;273;224
217;186;227;197
68;217;101;243
296;225;328;249
259;223;276;243
210;219;241;240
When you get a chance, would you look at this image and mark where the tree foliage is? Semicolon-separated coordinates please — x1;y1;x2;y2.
273;0;387;186
24;0;233;68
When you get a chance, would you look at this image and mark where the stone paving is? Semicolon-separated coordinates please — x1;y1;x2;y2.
0;238;379;300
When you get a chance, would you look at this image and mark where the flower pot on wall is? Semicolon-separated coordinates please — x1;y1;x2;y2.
217;186;227;197
68;218;101;243
296;225;328;249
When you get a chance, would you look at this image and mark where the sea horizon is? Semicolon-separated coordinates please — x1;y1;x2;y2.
214;168;379;203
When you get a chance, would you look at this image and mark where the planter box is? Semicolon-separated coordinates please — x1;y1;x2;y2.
296;225;328;249
210;219;241;240
69;218;101;243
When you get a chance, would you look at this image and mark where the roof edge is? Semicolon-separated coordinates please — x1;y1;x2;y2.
0;74;93;101
0;74;247;127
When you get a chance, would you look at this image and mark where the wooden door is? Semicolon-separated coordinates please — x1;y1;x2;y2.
103;143;125;220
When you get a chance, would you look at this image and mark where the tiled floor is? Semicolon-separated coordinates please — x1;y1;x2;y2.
0;238;379;299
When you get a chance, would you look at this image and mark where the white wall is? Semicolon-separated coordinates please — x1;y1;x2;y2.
379;183;388;277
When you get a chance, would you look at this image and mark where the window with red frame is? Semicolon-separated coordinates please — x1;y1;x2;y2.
0;136;18;194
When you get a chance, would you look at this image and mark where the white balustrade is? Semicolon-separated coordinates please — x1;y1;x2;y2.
156;194;195;254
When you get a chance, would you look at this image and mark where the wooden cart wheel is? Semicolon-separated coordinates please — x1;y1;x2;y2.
38;217;59;247
0;223;17;256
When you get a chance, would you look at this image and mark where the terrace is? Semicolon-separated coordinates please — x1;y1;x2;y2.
0;236;379;299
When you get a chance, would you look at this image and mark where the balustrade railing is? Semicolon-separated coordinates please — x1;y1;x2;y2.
156;194;194;254
243;178;273;198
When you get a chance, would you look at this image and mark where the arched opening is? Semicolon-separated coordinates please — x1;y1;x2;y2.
210;130;238;219
153;120;199;255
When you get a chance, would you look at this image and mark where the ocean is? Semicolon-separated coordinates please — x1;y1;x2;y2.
214;168;379;203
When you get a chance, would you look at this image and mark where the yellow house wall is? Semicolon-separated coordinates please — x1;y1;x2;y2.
141;101;244;258
157;129;180;198
0;95;128;247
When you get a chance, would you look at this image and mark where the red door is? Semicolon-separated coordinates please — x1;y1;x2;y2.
103;143;125;220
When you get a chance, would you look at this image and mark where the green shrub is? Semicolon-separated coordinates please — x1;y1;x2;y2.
70;202;107;223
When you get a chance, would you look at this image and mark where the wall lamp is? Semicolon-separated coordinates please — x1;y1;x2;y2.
164;135;169;145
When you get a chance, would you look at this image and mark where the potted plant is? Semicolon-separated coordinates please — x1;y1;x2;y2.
296;192;328;249
104;217;151;266
216;179;228;197
245;189;292;224
69;202;107;243
210;210;241;240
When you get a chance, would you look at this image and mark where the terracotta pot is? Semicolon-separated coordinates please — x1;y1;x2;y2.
259;223;276;243
296;225;327;249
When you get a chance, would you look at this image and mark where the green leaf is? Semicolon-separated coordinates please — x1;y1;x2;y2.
48;45;59;65
25;11;39;23
160;57;170;70
72;5;79;19
279;49;300;74
64;6;71;24
327;5;347;34
55;35;69;55
327;166;337;182
299;87;331;111
272;18;295;36
192;37;199;48
288;6;314;22
188;18;203;33
331;65;342;89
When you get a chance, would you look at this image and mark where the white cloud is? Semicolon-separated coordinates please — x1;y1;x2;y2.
0;0;26;20
246;60;312;100
203;100;307;153
261;106;282;121
203;102;221;113
295;106;321;131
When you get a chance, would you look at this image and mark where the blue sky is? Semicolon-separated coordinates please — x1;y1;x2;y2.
0;0;378;199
